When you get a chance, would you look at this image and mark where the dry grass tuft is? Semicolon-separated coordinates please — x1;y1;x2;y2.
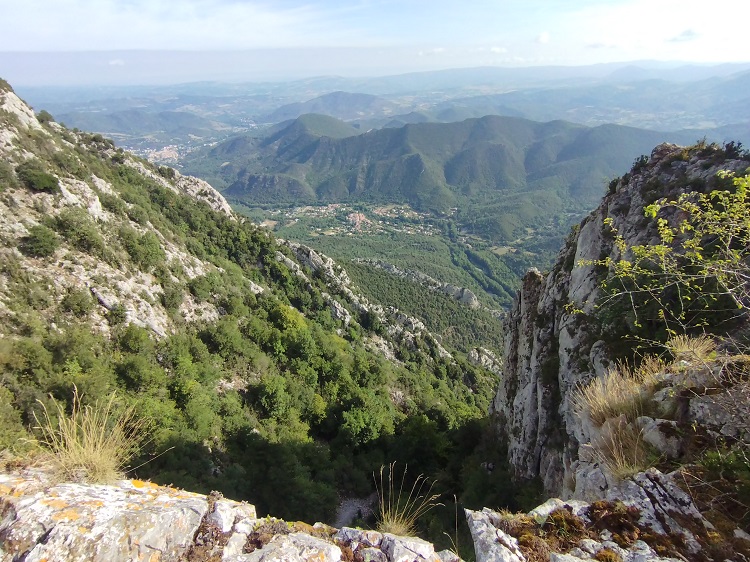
374;462;442;537
591;419;653;480
666;334;716;363
573;362;660;426
34;386;148;484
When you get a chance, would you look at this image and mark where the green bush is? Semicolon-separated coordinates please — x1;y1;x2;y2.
16;160;59;193
20;224;59;257
53;208;106;257
0;386;28;452
107;304;127;325
60;288;94;317
36;110;54;124
119;227;165;271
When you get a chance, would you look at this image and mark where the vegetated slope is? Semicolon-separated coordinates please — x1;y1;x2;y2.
183;113;698;241
0;79;513;539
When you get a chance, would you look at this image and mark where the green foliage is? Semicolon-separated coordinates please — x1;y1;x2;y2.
60;288;94;317
119;227;165;271
107;304;127;325
16;160;59;193
0;160;19;191
53;207;106;258
0;386;28;452
20;224;60;257
157;165;176;179
36;110;55;124
600;171;750;336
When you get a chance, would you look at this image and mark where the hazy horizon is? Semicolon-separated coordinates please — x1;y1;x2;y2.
2;0;749;86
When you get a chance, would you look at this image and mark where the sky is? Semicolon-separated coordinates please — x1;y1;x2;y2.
0;0;748;85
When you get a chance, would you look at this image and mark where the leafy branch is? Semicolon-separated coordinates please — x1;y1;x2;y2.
596;171;750;336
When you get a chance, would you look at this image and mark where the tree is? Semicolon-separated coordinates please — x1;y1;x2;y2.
600;171;750;336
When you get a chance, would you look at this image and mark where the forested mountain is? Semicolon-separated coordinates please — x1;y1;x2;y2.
183;113;699;240
0;79;517;545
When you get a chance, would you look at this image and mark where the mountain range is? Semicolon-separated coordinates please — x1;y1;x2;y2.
183;112;701;241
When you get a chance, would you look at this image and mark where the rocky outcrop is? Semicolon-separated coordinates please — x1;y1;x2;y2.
466;468;750;562
0;471;253;562
280;240;452;359
357;260;481;309
0;85;255;339
491;143;750;496
0;470;459;562
125;159;235;219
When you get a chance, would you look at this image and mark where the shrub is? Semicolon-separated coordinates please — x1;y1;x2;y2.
161;283;184;312
107;304;127;325
60;288;94;317
20;224;59;257
0;387;29;453
374;462;442;537
33;387;148;483
36;110;54;124
15;160;59;193
0;160;19;191
53;207;106;257
119;227;165;271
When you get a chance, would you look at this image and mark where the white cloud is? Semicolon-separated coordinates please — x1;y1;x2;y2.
418;47;447;57
535;31;550;44
668;29;700;42
490;46;508;54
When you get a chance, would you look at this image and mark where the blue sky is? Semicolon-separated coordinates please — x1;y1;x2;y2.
0;0;747;84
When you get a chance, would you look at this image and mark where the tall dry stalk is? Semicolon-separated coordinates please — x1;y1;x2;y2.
374;462;442;537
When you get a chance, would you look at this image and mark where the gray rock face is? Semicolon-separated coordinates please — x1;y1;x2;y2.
466;468;724;562
0;473;211;562
0;470;462;562
491;143;750;496
466;508;525;562
239;533;342;562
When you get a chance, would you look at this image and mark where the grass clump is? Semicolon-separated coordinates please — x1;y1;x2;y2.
573;361;660;426
34;386;147;484
374;462;442;537
573;359;667;479
590;419;655;479
666;334;716;363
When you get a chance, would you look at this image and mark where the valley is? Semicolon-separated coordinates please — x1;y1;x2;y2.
4;53;750;561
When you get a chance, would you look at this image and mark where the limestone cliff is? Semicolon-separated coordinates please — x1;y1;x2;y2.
491;142;750;496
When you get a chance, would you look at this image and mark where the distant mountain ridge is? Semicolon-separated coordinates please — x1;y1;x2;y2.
261;91;401;124
184;113;700;240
